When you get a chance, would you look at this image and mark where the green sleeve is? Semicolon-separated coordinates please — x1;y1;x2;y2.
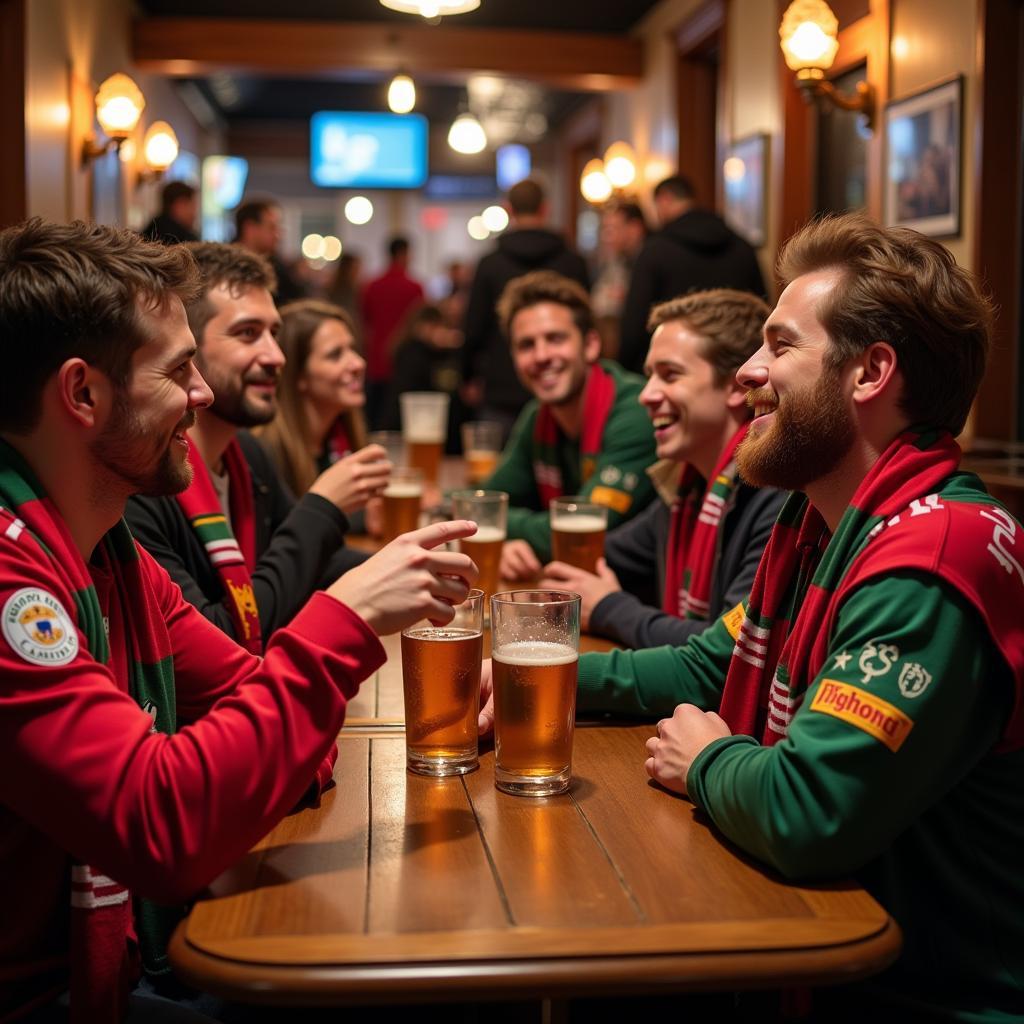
687;573;1012;879
576;611;738;717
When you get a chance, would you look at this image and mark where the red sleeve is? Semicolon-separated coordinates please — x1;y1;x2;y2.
0;542;384;904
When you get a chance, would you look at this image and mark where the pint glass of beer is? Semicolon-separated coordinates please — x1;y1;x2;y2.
367;430;406;468
381;466;423;543
461;421;503;485
549;498;609;574
400;392;449;485
451;490;508;608
401;589;484;776
490;590;581;797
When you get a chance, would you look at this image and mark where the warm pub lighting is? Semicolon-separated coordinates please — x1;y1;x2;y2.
143;121;179;173
603;141;637;189
448;112;487;154
778;0;875;131
345;195;374;225
379;0;480;18
387;74;416;114
580;158;612;204
83;73;146;165
482;205;509;232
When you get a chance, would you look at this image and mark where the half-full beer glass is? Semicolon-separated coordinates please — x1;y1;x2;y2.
461;421;503;484
401;590;484;776
490;590;581;797
549;498;608;574
381;466;423;542
451;490;508;609
400;392;449;484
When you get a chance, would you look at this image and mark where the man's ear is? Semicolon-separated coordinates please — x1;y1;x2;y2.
852;341;899;406
55;358;114;430
724;376;749;412
583;328;603;364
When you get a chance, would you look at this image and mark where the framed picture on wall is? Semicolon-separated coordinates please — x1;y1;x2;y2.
722;133;768;247
884;76;962;237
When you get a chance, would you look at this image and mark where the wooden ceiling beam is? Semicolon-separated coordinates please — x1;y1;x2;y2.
132;18;644;91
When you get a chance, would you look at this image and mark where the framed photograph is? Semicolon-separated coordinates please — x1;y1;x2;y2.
722;133;768;247
884;76;962;237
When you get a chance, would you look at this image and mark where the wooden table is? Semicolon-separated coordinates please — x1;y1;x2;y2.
170;672;900;1005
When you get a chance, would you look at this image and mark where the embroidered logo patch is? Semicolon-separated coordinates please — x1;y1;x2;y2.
2;587;79;666
858;639;899;684
898;662;933;699
810;679;913;751
722;601;746;641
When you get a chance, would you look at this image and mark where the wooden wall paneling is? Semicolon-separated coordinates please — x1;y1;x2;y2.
0;0;27;227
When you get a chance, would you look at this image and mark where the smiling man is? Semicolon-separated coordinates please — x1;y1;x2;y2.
126;243;389;651
0;219;477;1021
540;289;785;648
482;271;656;579
533;213;1023;1020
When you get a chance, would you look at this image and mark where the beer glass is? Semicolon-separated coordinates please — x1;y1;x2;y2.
461;421;503;485
400;392;449;485
451;490;508;609
549;497;609;574
401;589;484;776
367;430;406;468
381;466;423;543
490;590;581;797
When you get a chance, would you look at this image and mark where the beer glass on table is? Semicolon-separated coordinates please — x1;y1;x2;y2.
401;589;484;777
381;466;423;543
461;421;503;485
400;392;449;485
490;590;581;797
451;489;508;612
549;498;608;574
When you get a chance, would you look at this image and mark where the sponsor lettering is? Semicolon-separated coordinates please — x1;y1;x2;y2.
590;486;632;514
721;602;746;641
810;679;914;751
980;506;1024;586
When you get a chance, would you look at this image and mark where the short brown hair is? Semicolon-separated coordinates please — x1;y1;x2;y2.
778;214;992;435
183;241;277;344
647;289;770;386
507;178;545;217
0;218;199;434
497;270;594;340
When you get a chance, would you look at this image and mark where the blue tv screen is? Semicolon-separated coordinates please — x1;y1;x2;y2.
310;112;429;189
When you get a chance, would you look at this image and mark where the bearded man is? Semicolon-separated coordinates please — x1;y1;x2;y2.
479;213;1024;1021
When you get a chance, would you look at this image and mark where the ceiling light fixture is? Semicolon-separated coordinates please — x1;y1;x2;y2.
603;141;637;190
448;112;487;155
82;72;145;166
142;121;179;176
379;0;480;19
345;196;374;225
580;158;612;205
387;73;416;114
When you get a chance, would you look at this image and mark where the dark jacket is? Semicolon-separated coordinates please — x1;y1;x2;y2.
618;209;767;373
589;468;786;649
125;431;368;643
462;228;590;414
140;213;199;246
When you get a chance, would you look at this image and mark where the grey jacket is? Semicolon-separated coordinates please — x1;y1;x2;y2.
590;463;786;649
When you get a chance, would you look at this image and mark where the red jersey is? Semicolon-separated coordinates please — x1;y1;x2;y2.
361;264;424;381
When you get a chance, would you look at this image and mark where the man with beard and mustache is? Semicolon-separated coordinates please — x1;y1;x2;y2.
480;270;656;580
480;214;1024;1021
0;219;478;1021
126;242;390;651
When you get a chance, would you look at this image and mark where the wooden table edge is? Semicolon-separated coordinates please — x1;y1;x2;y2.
169;916;902;1005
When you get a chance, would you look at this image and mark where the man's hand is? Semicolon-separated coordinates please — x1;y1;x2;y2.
644;704;732;796
477;658;495;736
500;539;542;582
309;445;391;515
538;557;620;631
327;520;479;636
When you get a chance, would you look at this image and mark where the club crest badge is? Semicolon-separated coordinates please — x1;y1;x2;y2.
2;588;79;666
898;662;933;699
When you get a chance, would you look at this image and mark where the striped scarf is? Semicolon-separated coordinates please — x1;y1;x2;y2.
662;422;749;619
718;429;1024;749
533;362;616;506
0;440;181;1022
174;437;261;654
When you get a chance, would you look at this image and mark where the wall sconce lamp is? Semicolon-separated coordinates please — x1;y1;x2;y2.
139;121;179;181
779;0;875;132
81;73;146;166
579;141;637;205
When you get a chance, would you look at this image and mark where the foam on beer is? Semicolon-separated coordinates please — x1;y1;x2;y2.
463;525;506;543
550;513;606;533
383;481;423;498
492;640;577;666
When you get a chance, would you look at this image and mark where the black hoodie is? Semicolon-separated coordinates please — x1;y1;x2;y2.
618;208;766;373
462;227;590;414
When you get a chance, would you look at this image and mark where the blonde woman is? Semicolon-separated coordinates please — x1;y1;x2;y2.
257;300;389;525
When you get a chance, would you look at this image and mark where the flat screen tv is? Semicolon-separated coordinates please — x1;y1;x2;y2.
310;111;429;189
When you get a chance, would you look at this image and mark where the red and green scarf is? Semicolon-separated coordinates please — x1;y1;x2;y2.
663;422;749;619
718;429;1024;750
533;362;616;506
0;441;182;1022
175;438;261;654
